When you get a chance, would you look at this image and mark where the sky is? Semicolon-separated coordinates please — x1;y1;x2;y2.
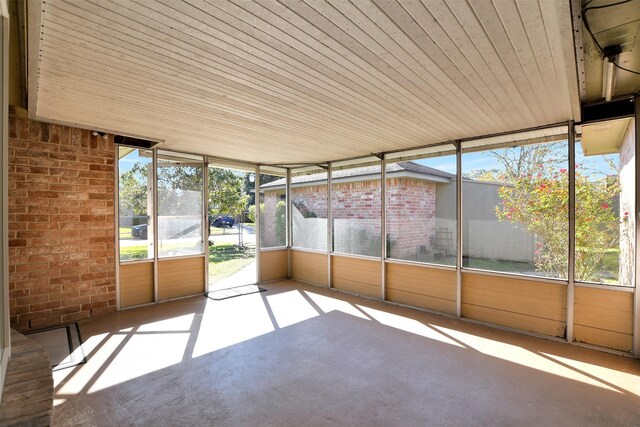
119;141;621;181
415;142;619;179
118;149;149;174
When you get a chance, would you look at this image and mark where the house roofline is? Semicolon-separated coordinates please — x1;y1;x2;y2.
261;170;451;191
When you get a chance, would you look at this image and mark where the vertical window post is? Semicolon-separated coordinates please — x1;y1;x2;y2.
327;162;332;288
203;160;209;292
634;96;640;356
114;146;121;309
456;141;462;318
567;121;576;343
286;168;292;278
255;166;261;283
152;149;158;303
380;153;387;301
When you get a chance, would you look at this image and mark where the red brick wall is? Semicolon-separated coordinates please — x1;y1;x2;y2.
267;178;437;259
330;180;382;256
386;178;436;260
8;117;116;331
292;185;328;217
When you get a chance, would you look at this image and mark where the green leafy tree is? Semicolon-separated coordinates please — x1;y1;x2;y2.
246;173;278;205
119;168;148;218
462;168;501;181
156;164;203;216
208;168;250;220
249;201;286;245
495;164;620;280
292;199;317;218
247;203;261;223
157;162;251;218
119;163;253;221
491;142;567;182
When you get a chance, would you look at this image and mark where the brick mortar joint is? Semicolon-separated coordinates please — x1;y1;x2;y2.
8;118;117;332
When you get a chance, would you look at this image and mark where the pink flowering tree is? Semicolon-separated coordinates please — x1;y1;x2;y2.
495;163;621;280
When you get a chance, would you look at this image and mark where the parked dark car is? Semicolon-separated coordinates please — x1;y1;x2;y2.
131;224;147;239
210;215;235;228
131;216;234;239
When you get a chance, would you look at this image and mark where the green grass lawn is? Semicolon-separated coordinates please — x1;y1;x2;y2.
119;227;132;239
120;223;255;238
463;258;538;275
463;249;621;283
119;240;203;261
119;244;149;261
119;241;255;281
208;242;256;282
577;248;620;284
119;235;622;284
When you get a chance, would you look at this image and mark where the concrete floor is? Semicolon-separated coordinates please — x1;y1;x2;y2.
51;280;640;426
209;261;257;291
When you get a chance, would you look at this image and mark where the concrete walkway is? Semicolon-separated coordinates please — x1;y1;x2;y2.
208;261;257;292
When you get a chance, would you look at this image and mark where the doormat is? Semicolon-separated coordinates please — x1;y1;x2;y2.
206;284;267;301
25;323;86;371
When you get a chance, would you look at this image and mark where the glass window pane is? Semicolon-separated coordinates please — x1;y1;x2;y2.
260;169;287;248
332;161;381;257
462;136;568;279
157;151;204;258
118;147;153;261
576;119;635;286
292;167;328;251
386;148;456;266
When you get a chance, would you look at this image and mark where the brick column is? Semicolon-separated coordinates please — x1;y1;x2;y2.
8;118;116;331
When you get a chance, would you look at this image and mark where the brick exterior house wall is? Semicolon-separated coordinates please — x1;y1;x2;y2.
292;184;328;217
8;117;116;331
291;184;328;250
619;121;635;287
265;177;437;259
386;178;436;260
331;180;383;256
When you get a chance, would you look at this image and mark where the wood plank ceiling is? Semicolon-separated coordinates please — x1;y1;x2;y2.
29;0;580;164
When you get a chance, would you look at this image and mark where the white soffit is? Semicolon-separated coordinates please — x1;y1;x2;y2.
29;0;580;164
581;118;632;156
